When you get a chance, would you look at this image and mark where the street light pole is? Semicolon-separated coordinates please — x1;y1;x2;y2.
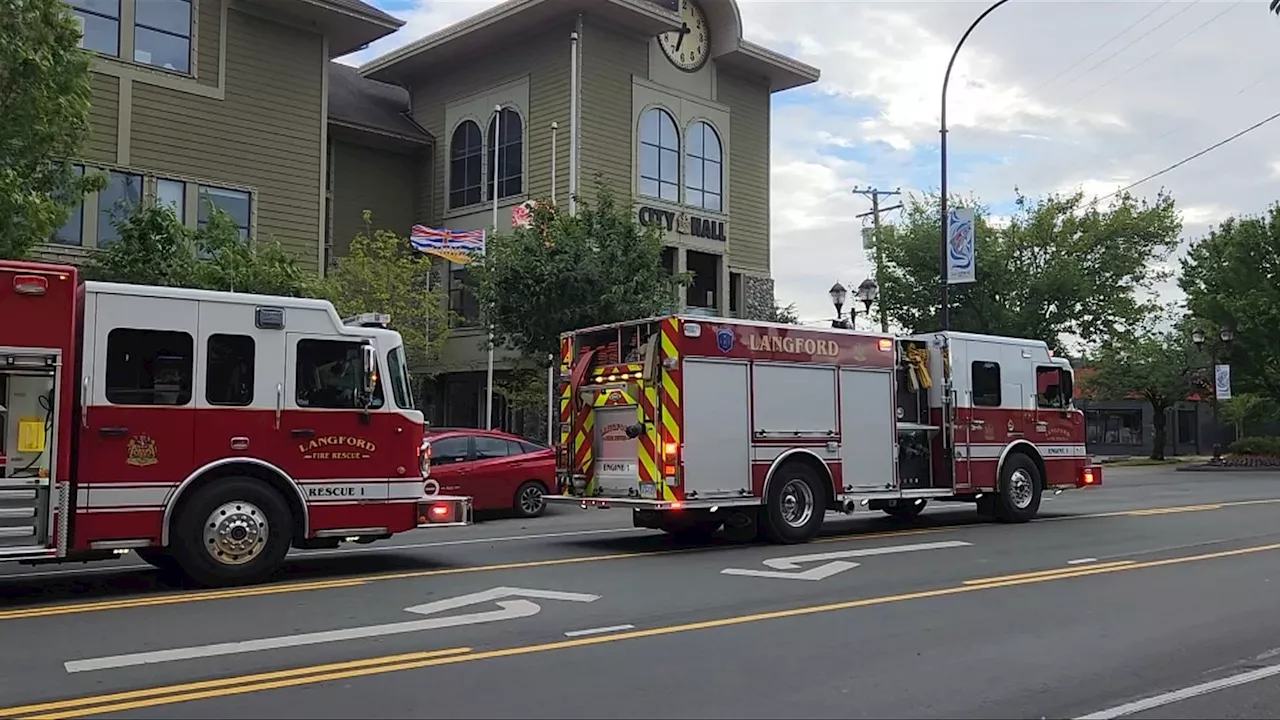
939;0;1011;331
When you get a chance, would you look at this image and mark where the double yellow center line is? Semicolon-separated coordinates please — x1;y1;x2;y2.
7;540;1280;719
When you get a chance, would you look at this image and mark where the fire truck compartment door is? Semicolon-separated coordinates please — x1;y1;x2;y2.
681;359;751;497
592;406;639;496
838;369;896;490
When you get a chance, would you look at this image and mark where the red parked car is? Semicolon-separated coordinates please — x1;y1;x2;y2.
424;428;555;517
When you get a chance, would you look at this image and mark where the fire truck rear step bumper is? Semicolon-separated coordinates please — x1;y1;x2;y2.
544;495;761;510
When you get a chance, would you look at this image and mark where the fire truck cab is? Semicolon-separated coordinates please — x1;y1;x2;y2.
549;315;1100;544
0;260;471;586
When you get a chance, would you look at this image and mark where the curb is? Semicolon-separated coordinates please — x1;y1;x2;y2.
1175;463;1280;473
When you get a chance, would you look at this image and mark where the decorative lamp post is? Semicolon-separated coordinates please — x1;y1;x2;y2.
830;282;851;329
1191;328;1206;346
1191;326;1236;461
856;278;879;320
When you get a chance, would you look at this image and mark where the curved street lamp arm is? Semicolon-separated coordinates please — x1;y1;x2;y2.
938;0;1012;332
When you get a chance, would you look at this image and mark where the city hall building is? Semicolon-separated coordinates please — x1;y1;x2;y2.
42;0;818;432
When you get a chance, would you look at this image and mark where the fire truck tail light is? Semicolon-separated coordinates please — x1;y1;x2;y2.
13;275;48;296
663;441;678;457
877;338;893;352
1082;468;1097;486
662;441;680;476
419;501;457;524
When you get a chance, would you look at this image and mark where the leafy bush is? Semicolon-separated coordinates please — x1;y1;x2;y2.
1225;436;1280;457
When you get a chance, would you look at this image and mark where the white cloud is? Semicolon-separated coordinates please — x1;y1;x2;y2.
350;1;1280;327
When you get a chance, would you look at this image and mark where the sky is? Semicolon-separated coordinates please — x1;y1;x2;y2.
341;0;1280;327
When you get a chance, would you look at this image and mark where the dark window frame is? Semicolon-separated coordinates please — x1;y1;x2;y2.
205;333;255;407
448;266;480;327
133;0;193;74
105;327;194;406
69;0;122;58
197;184;252;240
485;108;524;201
294;338;385;410
684;120;723;212
53;164;87;246
474;435;511;460
448;120;484;209
1035;366;1069;409
1085;409;1144;446
97;170;144;247
638;107;680;203
970;361;1002;407
431;435;472;465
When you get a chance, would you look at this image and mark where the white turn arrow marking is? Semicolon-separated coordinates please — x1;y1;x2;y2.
721;540;973;581
64;586;600;674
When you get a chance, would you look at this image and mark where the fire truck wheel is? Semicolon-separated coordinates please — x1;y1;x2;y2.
514;481;547;518
994;453;1042;523
763;462;826;544
169;478;294;587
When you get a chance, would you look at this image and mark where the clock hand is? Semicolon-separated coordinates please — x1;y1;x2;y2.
675;23;690;50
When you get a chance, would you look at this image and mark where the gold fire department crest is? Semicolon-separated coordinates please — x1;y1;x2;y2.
126;434;158;467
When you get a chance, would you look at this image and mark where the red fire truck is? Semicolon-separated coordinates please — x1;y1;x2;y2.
549;315;1100;543
0;260;471;586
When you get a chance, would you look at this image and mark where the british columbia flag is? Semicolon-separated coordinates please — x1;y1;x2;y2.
409;225;486;265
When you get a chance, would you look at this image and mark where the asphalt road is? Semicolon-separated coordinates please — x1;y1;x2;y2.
2;466;1280;719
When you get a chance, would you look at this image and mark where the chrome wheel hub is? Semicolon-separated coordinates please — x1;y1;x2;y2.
1009;469;1034;509
779;478;815;528
203;500;269;565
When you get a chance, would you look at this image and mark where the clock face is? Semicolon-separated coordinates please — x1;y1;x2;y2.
658;0;710;73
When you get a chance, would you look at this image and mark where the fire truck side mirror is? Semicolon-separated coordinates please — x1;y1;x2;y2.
360;344;378;400
641;334;660;384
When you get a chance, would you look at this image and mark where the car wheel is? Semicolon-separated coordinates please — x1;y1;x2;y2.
515;481;547;518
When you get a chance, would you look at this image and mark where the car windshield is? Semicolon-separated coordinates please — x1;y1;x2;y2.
388;345;414;410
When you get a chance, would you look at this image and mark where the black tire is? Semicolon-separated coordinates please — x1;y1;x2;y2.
134;548;181;575
514;480;547;518
763;461;826;544
994;453;1042;523
168;477;294;588
883;499;927;520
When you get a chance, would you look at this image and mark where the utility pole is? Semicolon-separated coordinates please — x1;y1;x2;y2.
852;186;902;333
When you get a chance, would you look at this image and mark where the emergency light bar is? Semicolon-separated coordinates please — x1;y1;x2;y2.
344;312;391;328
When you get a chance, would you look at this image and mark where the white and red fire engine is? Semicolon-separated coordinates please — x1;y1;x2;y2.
549;315;1101;543
0;260;471;586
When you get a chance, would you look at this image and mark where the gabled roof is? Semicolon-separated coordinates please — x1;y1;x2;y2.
359;0;819;93
327;61;432;145
247;0;404;57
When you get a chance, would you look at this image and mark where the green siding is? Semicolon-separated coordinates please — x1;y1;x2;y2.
129;7;324;269
408;20;573;223
716;70;770;273
85;74;119;164
330;140;420;257
579;19;647;204
196;0;221;89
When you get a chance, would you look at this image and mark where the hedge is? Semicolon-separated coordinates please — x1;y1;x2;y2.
1225;436;1280;457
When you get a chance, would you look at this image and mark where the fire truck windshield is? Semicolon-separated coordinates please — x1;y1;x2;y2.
388;344;415;410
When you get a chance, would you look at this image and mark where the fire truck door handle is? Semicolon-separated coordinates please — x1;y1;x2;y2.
99;427;128;437
81;376;90;428
275;383;283;430
291;429;315;438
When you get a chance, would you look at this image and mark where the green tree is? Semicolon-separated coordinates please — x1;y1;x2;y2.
1178;205;1280;400
469;183;689;362
1;0;103;259
84;201;316;297
320;212;449;373
768;301;800;324
871;190;1181;347
1219;393;1277;440
1081;327;1203;460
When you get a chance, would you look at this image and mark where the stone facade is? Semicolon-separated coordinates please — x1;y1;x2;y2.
743;275;776;321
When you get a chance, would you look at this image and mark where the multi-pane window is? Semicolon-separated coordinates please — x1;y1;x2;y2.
638;108;679;202
53;165;87;246
197;185;251;239
68;0;121;57
685;121;723;212
97;170;143;246
133;0;192;73
156;178;186;223
449;121;484;209
449;266;480;326
486;108;523;201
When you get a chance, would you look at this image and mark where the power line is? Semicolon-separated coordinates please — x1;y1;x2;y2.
1092;108;1280;207
1071;0;1243;105
1026;0;1173;97
1058;0;1201;92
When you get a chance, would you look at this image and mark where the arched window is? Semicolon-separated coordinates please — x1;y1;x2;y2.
448;120;483;209
486;108;524;201
638;107;679;202
685;121;722;212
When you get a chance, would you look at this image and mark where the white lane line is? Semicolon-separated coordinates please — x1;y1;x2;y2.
564;624;636;638
0;528;647;581
1077;662;1280;719
1067;557;1098;565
